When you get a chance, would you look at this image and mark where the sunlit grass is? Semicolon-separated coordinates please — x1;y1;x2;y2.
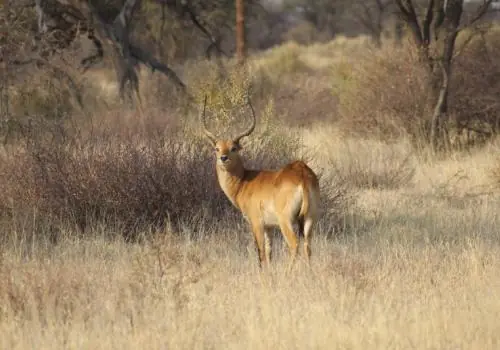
2;33;500;349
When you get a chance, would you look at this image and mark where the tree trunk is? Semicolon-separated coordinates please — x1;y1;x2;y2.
428;1;462;149
235;0;245;64
393;18;404;45
431;0;462;109
394;0;471;150
430;62;449;152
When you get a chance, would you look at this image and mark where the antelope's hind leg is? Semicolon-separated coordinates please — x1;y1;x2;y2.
264;227;272;265
302;216;315;262
277;216;299;273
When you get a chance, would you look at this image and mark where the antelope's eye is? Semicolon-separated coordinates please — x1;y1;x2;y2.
215;147;220;152
230;146;238;152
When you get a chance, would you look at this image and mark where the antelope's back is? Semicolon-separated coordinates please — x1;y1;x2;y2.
237;161;319;221
279;161;320;193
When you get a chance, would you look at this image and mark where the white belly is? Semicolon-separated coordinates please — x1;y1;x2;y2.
262;202;280;226
260;186;303;227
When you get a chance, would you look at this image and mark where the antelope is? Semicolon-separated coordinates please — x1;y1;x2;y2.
201;96;320;270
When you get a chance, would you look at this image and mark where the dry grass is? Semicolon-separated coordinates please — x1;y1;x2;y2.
2;32;500;349
0;98;346;240
304;125;416;190
1;122;500;348
1;145;500;348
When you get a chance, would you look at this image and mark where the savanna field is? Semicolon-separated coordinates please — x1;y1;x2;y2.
2;31;500;349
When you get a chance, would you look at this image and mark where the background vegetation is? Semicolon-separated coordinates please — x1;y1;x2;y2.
1;1;500;348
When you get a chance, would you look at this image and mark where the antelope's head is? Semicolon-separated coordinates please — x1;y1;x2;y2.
201;96;256;171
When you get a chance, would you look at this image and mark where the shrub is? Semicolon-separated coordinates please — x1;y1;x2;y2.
449;27;500;147
0;99;349;241
335;42;432;141
335;26;500;149
7;62;84;121
0;118;231;239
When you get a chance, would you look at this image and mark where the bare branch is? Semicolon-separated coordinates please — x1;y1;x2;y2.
431;0;446;40
350;0;392;44
395;0;424;47
112;0;141;46
151;0;228;57
422;0;435;44
35;0;48;33
177;2;229;57
433;61;449;119
394;0;408;16
458;0;494;32
129;44;186;91
83;0;186;98
81;29;103;71
430;60;449;151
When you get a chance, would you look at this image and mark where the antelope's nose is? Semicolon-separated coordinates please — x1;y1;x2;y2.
220;155;229;162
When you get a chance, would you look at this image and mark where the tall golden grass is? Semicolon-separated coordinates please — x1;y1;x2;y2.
2;127;500;348
1;32;500;349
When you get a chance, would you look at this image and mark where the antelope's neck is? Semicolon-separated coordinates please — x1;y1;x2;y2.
216;164;245;209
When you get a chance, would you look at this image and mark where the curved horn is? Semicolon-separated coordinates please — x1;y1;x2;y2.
201;95;217;146
233;95;256;144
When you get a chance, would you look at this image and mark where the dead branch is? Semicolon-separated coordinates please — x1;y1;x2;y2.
421;0;435;44
458;0;495;32
151;0;228;57
129;44;186;89
80;28;103;71
394;0;424;47
33;0;187;104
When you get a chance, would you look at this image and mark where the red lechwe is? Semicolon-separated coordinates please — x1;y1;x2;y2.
201;96;320;270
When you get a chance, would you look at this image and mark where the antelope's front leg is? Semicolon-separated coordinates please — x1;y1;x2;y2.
251;221;268;268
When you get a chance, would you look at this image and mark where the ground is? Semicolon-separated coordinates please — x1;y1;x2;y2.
2;124;500;349
1;33;500;349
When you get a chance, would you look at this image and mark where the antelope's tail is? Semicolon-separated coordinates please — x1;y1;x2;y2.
299;166;320;219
